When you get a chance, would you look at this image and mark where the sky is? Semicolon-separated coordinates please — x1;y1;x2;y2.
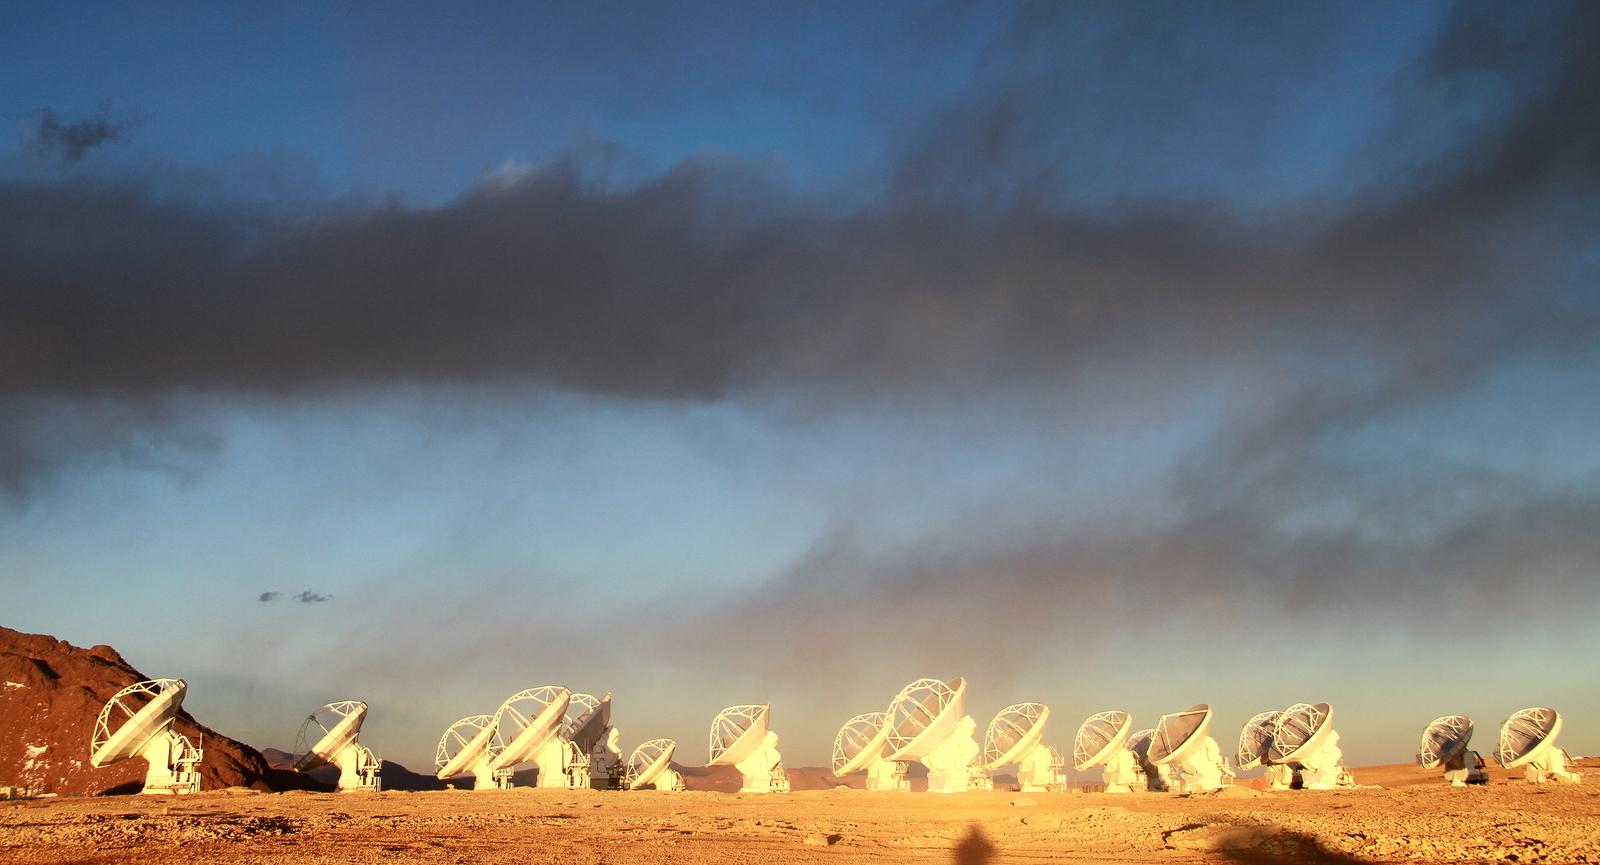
2;1;1598;776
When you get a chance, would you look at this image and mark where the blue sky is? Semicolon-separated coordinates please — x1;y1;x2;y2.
3;1;1598;774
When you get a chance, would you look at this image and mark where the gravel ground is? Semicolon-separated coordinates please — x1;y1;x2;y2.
3;778;1599;865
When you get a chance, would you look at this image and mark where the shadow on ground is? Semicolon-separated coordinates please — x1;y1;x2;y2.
949;826;1367;864
1222;832;1369;865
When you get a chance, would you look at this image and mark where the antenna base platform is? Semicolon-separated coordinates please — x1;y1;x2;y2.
1264;764;1295;790
1171;736;1233;792
530;737;572;788
1524;748;1581;783
138;731;204;795
1099;747;1138;792
734;731;785;793
590;730;623;790
332;744;380;793
1442;750;1488;786
1015;744;1061;793
1294;730;1355;789
863;758;909;791
921;715;981;793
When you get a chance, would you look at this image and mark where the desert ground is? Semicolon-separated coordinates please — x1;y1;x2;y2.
5;771;1599;865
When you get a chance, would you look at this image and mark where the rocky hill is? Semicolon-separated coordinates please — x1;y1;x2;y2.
0;626;325;795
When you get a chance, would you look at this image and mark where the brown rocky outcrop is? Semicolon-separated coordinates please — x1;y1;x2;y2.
0;626;324;795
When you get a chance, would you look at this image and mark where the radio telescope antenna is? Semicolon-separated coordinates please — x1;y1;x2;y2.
1270;703;1354;789
1072;711;1137;793
563;694;610;753
1417;715;1487;786
1126;727;1165;791
626;738;684;791
1147;704;1233;792
832;712;906;791
488;686;573;788
1496;708;1580;783
561;693;616;789
708;703;786;793
884;677;979;793
435;714;505;789
1238;710;1293;790
89;679;204;795
293;701;380;792
984;703;1061;792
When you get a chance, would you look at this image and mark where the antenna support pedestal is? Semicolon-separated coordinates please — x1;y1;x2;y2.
653;769;685;791
529;737;571;788
138;732;203;795
733;731;784;793
1100;745;1139;793
1015;744;1055;793
590;730;623;790
1296;731;1349;789
1264;764;1295;790
332;744;380;792
922;716;980;793
1174;736;1233;792
1525;749;1581;783
863;757;906;791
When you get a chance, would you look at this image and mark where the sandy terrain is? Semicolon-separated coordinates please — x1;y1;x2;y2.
5;776;1600;865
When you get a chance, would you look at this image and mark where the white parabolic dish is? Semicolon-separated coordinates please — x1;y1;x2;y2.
564;693;612;755
1236;711;1281;771
1269;702;1334;764
708;704;771;767
1417;715;1474;770
294;701;367;772
1073;710;1132;772
884;677;966;762
983;703;1049;769
1496;708;1562;769
435;714;502;779
1126;728;1158;763
832;712;892;775
488;686;572;772
90;679;187;767
627;738;678;789
1148;704;1213;766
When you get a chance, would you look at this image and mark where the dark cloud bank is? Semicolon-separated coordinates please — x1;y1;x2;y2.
4;2;1599;665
